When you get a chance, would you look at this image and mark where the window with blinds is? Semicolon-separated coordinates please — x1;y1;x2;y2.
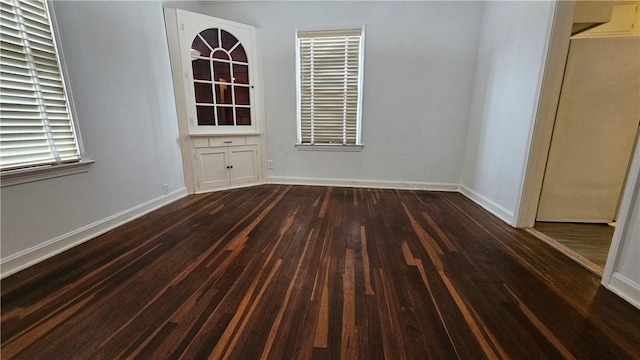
1;0;80;171
296;28;364;146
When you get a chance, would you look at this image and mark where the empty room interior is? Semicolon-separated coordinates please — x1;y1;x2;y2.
1;0;639;359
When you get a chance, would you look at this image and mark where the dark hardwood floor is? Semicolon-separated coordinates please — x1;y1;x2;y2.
2;185;639;359
534;221;615;269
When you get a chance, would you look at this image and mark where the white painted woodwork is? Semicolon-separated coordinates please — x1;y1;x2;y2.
537;37;640;222
229;146;259;185
192;136;261;193
603;132;640;310
176;10;258;135
164;8;266;194
195;147;229;190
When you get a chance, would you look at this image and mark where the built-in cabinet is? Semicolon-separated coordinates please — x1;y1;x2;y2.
192;135;260;192
164;8;266;194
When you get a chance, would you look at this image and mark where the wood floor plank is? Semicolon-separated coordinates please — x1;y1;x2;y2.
2;185;639;359
533;222;613;268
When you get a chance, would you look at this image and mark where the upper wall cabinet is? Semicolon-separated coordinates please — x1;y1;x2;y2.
164;9;263;135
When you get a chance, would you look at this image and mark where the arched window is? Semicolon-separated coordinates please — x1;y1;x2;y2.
191;29;251;126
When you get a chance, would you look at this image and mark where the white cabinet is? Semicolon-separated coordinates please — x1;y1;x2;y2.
192;136;261;193
229;146;259;185
164;9;266;194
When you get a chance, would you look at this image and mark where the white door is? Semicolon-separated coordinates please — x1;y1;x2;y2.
229;146;259;185
537;37;640;222
175;10;258;135
195;148;229;190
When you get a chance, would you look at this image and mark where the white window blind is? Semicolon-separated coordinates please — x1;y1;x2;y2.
296;28;364;146
1;0;80;171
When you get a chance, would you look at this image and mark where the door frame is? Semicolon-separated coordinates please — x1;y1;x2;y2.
513;0;576;228
514;0;640;307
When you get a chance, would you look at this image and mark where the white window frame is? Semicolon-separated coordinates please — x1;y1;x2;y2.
295;27;365;151
1;0;92;187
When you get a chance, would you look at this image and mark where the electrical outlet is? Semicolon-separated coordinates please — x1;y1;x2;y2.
162;183;169;195
267;160;274;169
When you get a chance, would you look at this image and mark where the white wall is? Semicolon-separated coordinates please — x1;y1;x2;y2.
461;1;556;224
203;1;484;187
0;1;186;275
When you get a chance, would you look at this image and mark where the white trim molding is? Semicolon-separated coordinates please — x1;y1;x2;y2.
513;1;575;228
295;144;364;152
460;185;515;225
267;176;460;192
268;177;516;226
602;133;640;310
1;160;95;188
608;273;640;310
0;187;188;279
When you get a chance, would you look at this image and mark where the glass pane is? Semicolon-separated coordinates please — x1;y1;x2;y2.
236;107;251;125
192;59;211;80
196;106;215;125
217;107;234;125
215;83;232;104
199;28;219;49
230;44;247;63
233;64;249;84
213;61;231;82
194;83;213;103
234;86;250;105
191;35;211;58
221;30;238;51
212;50;229;60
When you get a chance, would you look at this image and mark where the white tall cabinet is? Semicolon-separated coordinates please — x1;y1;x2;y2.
164;9;266;194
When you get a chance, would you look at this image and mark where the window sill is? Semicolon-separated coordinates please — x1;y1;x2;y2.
189;132;263;137
1;160;95;188
295;144;364;152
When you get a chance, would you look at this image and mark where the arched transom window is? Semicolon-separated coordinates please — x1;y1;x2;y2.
191;28;251;126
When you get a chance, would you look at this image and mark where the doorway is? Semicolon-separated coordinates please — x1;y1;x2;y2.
524;2;640;276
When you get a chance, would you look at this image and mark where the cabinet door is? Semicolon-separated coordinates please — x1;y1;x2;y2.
195;148;230;190
229;145;259;185
175;10;258;134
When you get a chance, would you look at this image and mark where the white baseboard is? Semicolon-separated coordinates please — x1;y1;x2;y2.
606;272;640;310
267;176;460;192
268;177;516;227
0;187;188;279
460;185;515;226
